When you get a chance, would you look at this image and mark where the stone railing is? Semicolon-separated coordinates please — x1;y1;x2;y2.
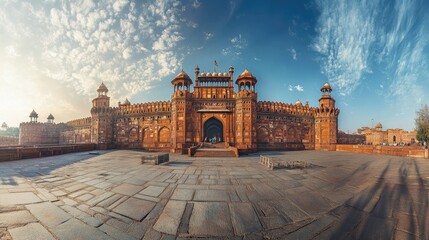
141;153;169;165
260;155;311;170
227;145;240;157
188;143;203;157
0;143;96;162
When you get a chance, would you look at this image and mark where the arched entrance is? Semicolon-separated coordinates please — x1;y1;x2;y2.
204;117;223;142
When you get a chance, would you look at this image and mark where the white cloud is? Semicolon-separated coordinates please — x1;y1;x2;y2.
5;45;19;57
294;85;304;91
253;57;261;61
192;0;201;9
222;33;248;58
289;48;297;60
204;32;213;40
0;0;188;125
187;21;198;28
288;84;304;92
230;34;247;49
313;0;429;108
113;0;129;13
313;0;377;95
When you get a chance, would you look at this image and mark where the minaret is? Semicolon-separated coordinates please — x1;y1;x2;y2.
29;110;38;123
315;82;340;151
47;114;54;123
229;65;234;87
91;82;113;149
235;68;258;151
170;70;193;152
195;65;200;86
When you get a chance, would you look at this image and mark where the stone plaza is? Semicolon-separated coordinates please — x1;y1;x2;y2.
0;150;428;239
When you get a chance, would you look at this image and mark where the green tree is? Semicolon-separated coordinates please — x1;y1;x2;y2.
416;104;429;146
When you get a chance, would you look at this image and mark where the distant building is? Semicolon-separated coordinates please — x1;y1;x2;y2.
337;131;365;145
357;122;417;145
19;65;340;152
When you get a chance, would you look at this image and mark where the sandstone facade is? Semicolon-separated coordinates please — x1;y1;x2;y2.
19;66;340;153
358;122;417;145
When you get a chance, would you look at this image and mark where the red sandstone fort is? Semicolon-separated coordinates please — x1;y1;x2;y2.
19;66;340;154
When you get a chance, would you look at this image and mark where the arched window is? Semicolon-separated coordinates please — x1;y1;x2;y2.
257;127;269;143
274;128;283;143
159;127;170;143
129;128;138;143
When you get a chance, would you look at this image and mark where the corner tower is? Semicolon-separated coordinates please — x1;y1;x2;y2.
91;82;113;149
315;82;340;151
171;70;193;152
235;69;258;151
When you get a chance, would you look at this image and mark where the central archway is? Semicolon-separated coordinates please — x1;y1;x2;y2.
204;117;223;142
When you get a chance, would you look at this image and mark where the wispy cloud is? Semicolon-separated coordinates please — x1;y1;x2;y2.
289;48;297;60
204;32;213;40
192;0;201;9
1;0;186;95
0;0;188;124
221;33;248;57
313;0;377;95
288;85;304;92
313;0;429;107
253;57;261;61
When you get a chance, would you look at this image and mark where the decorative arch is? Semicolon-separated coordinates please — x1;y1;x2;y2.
128;127;138;143
141;128;150;148
274;127;283;143
118;128;127;143
203;117;223;141
158;127;170;143
257;127;269;143
286;127;297;143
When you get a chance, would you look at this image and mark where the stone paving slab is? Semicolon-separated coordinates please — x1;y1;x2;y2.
230;202;262;235
0;192;42;205
53;218;113;240
189;202;234;237
111;183;144;196
153;200;186;235
8;223;56;240
1;150;429;239
139;186;166;197
193;189;230;202
171;188;194;201
113;197;156;221
0;210;37;228
26;202;71;227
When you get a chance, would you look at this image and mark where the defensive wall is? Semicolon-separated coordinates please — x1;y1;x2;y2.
0;143;96;162
336;144;427;158
0;136;19;146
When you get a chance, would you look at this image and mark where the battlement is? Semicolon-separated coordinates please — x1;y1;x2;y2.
19;122;66;127
314;107;340;116
66;117;92;127
257;101;317;116
112;101;171;115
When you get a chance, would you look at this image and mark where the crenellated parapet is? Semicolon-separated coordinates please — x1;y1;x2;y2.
257;101;316;116
90;106;114;115
314;107;340;117
66;117;92;127
112;101;172;116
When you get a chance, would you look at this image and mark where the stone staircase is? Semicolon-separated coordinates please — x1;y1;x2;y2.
193;143;237;158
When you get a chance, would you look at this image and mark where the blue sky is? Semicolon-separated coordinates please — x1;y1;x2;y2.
0;0;428;132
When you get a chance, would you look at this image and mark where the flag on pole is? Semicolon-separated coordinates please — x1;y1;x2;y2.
214;60;218;67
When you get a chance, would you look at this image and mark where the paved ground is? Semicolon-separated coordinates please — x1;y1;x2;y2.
0;150;428;240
